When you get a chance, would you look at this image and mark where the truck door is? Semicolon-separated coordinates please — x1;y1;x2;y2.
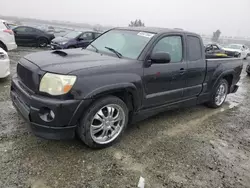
183;35;206;99
143;34;187;108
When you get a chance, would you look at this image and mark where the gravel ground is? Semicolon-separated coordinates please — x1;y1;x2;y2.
0;47;250;188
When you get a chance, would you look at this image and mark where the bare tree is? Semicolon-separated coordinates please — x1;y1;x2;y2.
211;30;221;42
129;19;145;27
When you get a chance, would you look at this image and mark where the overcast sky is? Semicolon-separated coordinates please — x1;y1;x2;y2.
1;0;250;36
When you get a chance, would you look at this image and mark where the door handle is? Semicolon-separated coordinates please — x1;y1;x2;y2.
179;68;186;75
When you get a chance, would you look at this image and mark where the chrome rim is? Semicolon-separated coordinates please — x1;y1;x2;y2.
90;104;125;144
215;83;228;106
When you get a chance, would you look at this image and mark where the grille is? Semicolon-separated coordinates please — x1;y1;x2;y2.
17;63;37;91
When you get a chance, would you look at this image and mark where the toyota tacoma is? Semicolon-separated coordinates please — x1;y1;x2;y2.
11;27;243;148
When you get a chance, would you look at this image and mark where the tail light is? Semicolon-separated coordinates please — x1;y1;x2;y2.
3;29;14;35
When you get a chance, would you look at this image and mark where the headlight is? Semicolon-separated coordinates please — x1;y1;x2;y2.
59;41;67;45
39;73;77;95
0;52;8;60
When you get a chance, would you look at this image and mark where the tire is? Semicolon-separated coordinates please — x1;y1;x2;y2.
77;96;129;149
207;79;229;108
37;38;48;47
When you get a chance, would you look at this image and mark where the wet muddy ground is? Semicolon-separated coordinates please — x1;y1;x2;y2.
0;47;250;188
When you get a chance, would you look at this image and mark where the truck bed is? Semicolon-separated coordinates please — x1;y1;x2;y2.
203;57;243;95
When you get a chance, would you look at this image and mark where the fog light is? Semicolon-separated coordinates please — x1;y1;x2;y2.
39;107;55;122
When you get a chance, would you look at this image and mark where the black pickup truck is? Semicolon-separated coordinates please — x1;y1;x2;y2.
11;27;243;148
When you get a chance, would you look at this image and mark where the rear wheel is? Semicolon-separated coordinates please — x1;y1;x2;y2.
37;38;48;47
207;79;229;108
77;96;129;148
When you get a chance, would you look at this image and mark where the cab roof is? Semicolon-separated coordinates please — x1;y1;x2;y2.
115;27;198;35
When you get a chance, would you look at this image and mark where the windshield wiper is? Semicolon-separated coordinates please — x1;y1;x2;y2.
105;46;122;58
84;44;99;52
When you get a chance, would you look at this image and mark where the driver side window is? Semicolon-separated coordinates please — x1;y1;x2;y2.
79;32;93;40
152;36;183;63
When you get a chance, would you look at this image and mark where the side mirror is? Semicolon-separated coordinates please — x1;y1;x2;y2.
151;52;171;64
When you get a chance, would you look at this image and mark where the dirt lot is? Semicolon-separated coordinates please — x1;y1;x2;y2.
0;47;250;188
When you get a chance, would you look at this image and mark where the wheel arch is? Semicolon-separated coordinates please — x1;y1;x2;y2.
69;84;141;125
86;83;140;112
0;40;8;51
213;70;234;92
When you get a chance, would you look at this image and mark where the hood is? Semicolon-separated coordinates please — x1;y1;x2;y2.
52;36;70;43
223;48;241;53
23;49;128;74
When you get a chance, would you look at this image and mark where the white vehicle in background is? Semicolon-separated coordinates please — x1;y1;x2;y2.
223;44;249;59
0;20;17;52
0;47;10;78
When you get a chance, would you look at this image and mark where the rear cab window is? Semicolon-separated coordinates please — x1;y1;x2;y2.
187;35;202;61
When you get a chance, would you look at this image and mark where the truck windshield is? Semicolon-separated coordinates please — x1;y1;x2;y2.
86;29;155;59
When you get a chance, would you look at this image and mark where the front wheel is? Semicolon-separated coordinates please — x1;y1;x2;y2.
37;38;48;47
207;79;229;108
77;96;129;148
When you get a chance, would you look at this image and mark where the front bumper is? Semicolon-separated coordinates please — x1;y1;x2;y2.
6;42;17;51
50;42;65;50
0;58;10;78
10;76;91;140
